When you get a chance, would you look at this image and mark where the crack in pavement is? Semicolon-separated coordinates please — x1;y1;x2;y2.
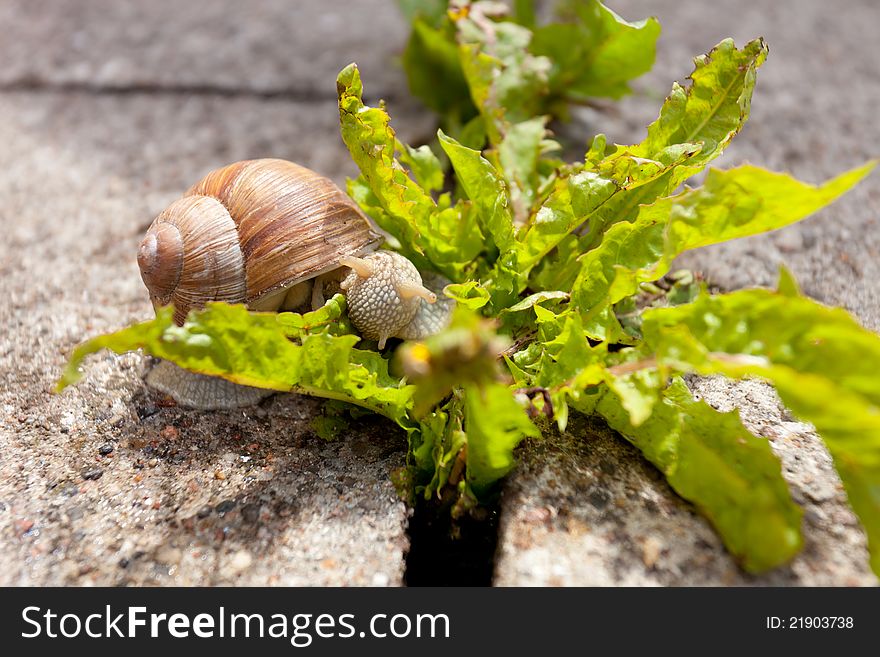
0;78;397;103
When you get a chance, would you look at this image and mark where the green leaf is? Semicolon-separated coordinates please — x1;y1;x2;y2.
57;303;415;427
437;130;521;305
275;294;349;337
443;281;490;309
398;141;445;193
497;117;557;225
397;0;448;26
399;1;659;136
575;37;769;250
337;64;483;280
596;378;803;572
464;382;540;494
518;168;617;285
570;162;876;340
311;413;350;441
409;397;469;499
453;7;551;145
438;129;515;251
502;290;569;314
401;15;476;121
776;265;802;298
517;309;607;431
525;145;702;293
512;0;536;28
634;37;767;172
641;287;880;575
531;0;661;102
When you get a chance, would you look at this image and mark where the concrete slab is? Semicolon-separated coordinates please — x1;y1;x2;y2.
0;87;432;585
578;0;880;330
496;0;879;585
0;0;408;98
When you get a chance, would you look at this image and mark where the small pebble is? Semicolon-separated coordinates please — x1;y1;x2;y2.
15;518;35;535
214;470;226;480
159;425;179;441
156;546;183;565
135;399;159;419
241;504;260;523
197;505;213;519
228;550;252;573
98;444;114;456
82;468;103;481
641;536;663;569
215;500;236;515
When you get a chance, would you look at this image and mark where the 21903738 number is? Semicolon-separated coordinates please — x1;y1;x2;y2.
766;616;855;629
791;617;853;629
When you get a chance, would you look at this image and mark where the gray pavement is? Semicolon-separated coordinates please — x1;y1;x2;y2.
1;0;877;586
0;0;408;97
0;0;424;586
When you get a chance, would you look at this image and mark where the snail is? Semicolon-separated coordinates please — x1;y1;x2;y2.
137;158;454;409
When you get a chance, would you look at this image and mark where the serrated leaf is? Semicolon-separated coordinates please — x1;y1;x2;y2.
570;162;875;340
337;64;483;281
409;397;469;499
577;37;769;251
464;382;540;494
531;0;661;102
400;1;658;139
57;304;415;427
596;378;803;572
525;145;701;293
514;310;607;430
635;37;767;172
438;129;521;305
641;287;880;575
518;169;617;287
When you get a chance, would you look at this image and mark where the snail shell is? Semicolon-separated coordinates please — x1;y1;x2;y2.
137;158;382;324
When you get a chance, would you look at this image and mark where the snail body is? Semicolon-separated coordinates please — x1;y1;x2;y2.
137;159;453;409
